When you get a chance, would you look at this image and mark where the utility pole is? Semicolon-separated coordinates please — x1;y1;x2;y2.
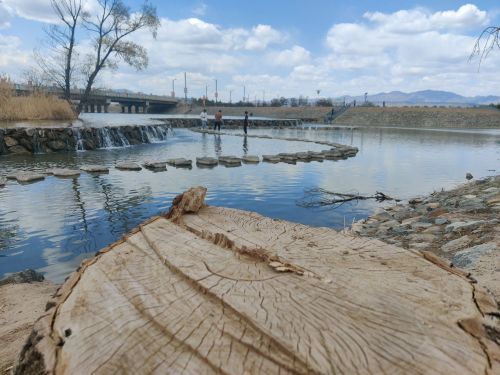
183;72;187;105
229;89;233;104
243;85;246;103
262;90;265;105
215;79;218;104
171;78;176;98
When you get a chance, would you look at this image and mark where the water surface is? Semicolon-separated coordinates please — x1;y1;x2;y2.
1;115;498;282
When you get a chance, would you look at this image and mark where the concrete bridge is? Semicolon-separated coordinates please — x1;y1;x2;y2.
14;84;178;113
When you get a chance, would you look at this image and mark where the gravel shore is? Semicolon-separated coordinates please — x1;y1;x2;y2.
352;175;500;302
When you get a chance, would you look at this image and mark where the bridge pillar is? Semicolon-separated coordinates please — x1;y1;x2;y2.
90;104;95;113
121;106;125;113
135;105;139;114
104;104;109;113
127;105;132;113
97;104;102;113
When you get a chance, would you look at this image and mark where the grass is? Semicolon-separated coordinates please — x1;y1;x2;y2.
0;77;76;121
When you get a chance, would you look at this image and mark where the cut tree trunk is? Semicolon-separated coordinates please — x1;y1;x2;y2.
15;187;500;374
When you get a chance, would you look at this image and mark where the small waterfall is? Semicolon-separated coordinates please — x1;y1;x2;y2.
71;124;170;151
75;129;84;151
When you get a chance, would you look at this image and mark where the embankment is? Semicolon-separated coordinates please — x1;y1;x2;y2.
0;118;298;155
334;107;500;128
167;105;330;121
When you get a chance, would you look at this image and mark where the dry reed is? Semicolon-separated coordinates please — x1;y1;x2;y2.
0;77;76;121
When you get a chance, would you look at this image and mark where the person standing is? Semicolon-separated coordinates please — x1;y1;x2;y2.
200;108;208;129
243;111;249;134
214;110;222;131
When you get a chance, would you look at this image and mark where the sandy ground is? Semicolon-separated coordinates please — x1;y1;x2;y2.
0;281;57;374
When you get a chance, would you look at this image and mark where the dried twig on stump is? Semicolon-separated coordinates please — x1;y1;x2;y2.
297;188;399;208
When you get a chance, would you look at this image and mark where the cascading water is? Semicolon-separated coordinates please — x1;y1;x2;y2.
73;124;170;151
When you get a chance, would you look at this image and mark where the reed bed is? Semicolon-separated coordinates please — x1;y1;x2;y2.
0;78;76;121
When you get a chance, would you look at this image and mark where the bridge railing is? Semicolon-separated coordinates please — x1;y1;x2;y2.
13;83;176;102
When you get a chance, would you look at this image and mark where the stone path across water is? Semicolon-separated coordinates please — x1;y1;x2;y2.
0;131;359;187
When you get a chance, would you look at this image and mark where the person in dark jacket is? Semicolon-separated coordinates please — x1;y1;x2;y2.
243;111;249;134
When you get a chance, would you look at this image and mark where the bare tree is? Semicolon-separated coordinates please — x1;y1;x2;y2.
79;0;159;111
470;26;500;65
36;0;83;100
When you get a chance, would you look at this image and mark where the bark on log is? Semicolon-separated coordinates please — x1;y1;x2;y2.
15;187;500;374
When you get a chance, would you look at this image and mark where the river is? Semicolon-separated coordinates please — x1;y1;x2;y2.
0;113;498;282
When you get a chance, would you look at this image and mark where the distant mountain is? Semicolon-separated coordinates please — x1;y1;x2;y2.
344;90;500;106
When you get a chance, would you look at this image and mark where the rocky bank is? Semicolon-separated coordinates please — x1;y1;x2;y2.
351;175;500;302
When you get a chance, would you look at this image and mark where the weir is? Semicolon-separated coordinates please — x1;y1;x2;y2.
0;124;172;155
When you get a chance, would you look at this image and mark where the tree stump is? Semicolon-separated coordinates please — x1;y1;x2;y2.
15;187;500;374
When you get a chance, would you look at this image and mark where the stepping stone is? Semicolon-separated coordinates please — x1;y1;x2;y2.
80;165;109;173
15;172;45;183
143;161;167;169
262;155;281;163
295;152;311;160
115;162;142;171
241;155;260;163
49;168;81;178
218;155;241;165
321;150;343;159
6;174;17;180
307;151;326;160
167;158;192;167
0;177;6;187
196;157;218;166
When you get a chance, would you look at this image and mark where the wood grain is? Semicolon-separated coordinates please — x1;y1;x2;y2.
14;189;500;374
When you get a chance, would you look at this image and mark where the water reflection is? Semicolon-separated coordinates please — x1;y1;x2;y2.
0;125;498;282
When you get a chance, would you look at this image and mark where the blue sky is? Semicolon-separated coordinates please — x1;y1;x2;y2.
1;1;499;100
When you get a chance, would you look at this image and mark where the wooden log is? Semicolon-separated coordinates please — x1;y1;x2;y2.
15;187;500;374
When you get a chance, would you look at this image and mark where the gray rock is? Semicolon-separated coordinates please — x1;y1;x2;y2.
241;155;260;163
262;155;281;163
458;197;486;211
441;235;472;253
465;172;473;180
196;157;218;166
0;269;44;286
445;220;485;233
167;158;192;167
115;162;142;171
4;136;18;147
80;165;109;173
452;242;498;268
143;160;167;169
49;168;81;177
8;145;31;155
434;217;449;225
0;177;6;187
15;172;45;183
411;222;433;230
47;140;67;151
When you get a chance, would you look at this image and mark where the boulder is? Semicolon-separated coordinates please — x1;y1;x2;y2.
49;168;81;178
0;269;45;286
167;158;192;167
262;155;281;163
441;235;472;253
452;242;498;268
445;220;485;233
143;161;167;169
0;176;6;187
4;136;18;147
196;157;218;166
115;162;142;171
47;140;67;151
15;172;45;183
241;155;260;163
80;165;109;173
8;145;31;155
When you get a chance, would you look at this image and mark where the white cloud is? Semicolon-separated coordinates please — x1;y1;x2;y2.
269;45;311;66
192;2;207;17
0;34;30;72
3;0;57;23
364;4;489;33
0;0;13;29
244;24;284;50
